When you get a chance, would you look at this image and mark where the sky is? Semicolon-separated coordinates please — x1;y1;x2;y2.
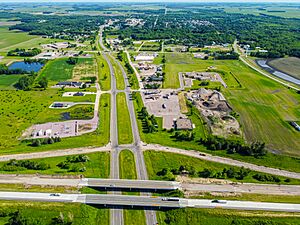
0;0;299;2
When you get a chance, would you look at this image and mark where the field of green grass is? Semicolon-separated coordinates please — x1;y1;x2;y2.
0;201;109;225
268;57;300;79
0;75;22;89
0;26;62;52
163;53;300;156
39;58;76;81
119;150;137;180
96;54;111;91
116;92;133;145
144;151;300;184
0;92;110;155
0;151;110;178
157;208;300;225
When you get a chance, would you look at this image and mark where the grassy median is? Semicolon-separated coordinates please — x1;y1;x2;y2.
116;93;133;145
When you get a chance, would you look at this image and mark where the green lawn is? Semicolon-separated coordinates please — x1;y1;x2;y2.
0;92;110;155
144;151;300;184
124;210;146;225
119;150;137;180
163;53;300;156
116;92;133;145
157;208;300;225
0;75;22;89
0;183;77;193
0;151;110;178
96;54;111;91
0;202;109;225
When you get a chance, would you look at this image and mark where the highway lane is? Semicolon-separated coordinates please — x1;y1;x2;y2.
101;30;124;225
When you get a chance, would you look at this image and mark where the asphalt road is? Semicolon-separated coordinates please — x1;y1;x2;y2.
114;55;158;225
0;191;299;213
101;30;123;225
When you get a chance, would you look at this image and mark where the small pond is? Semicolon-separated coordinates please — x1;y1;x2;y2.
9;61;44;73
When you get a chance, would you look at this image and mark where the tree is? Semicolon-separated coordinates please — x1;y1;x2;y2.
38;77;48;89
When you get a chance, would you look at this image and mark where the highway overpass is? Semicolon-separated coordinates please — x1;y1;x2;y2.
81;178;180;191
0;192;300;212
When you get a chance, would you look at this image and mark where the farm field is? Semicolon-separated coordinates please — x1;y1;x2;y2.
116;92;133;145
164;53;300;156
144;151;300;184
157;208;300;225
0;201;109;225
40;58;89;82
0;92;110;155
0;152;110;178
0;26;62;52
268;57;300;79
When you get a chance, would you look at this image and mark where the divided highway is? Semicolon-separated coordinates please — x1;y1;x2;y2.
0;191;299;213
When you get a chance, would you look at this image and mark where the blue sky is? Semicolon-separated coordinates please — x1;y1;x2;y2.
0;0;299;2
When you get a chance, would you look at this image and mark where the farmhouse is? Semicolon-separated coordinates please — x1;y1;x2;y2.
56;81;84;88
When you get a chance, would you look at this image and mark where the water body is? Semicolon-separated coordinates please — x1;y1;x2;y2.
256;59;300;86
9;62;44;73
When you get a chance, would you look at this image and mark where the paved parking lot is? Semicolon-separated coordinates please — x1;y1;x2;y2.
142;90;184;129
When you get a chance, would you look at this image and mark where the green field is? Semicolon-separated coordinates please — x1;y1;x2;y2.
0;152;110;178
157;208;300;225
0;27;39;51
96;54;111;91
39;58;76;81
163;53;300;156
0;201;109;225
144;151;300;184
119;150;137;180
0;92;110;155
0;26;62;52
0;75;22;89
116;92;133;145
268;57;300;79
